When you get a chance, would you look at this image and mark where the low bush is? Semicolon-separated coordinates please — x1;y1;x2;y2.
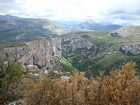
24;62;140;105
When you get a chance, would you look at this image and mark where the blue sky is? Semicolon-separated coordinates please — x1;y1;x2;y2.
0;0;140;25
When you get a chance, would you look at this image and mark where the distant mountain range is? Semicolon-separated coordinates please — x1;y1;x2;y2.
0;15;67;45
0;15;122;45
54;19;122;30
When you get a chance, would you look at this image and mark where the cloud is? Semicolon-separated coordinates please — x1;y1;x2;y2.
0;0;22;16
0;0;140;25
100;0;140;24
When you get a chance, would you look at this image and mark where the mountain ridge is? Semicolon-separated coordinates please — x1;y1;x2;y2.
54;19;122;30
0;15;68;45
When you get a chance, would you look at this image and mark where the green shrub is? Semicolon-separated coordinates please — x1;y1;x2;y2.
60;58;79;75
0;55;23;104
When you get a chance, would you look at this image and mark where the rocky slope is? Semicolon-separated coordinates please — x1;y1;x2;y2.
120;43;140;55
61;34;96;52
97;42;140;55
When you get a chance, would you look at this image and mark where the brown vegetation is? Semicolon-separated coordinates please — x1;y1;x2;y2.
24;62;140;105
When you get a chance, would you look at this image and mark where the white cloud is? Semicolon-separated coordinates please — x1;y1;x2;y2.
0;0;140;24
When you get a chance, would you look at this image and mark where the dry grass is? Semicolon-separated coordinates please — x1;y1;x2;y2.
24;62;140;105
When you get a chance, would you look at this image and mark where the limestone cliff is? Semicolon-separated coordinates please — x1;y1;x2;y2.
2;34;97;69
4;37;61;69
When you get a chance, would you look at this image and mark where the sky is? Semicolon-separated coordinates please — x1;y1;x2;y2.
0;0;140;25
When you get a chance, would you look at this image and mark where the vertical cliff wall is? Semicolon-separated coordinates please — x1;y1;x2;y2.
4;37;61;69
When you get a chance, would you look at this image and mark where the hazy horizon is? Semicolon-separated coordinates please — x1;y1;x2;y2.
0;0;140;25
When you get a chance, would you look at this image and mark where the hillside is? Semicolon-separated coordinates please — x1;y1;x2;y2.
64;27;140;76
110;25;140;38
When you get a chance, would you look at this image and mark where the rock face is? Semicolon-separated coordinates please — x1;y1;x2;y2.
4;37;61;69
120;43;140;55
98;42;140;55
2;34;96;69
110;32;122;38
61;34;96;52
